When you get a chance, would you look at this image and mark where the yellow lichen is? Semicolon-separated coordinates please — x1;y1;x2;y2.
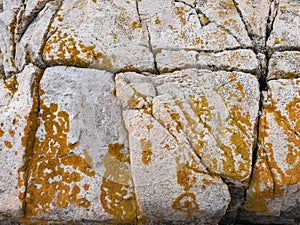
0;127;4;137
100;143;138;223
141;139;152;165
131;21;142;29
4;140;13;148
155;18;161;24
244;93;300;213
188;79;252;181
43;30;112;70
4;75;18;93
21;97;95;216
172;192;199;216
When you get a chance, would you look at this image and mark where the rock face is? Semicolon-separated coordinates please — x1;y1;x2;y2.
0;0;299;225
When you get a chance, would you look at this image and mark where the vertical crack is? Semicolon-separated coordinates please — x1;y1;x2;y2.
232;0;254;43
38;0;64;69
265;0;279;46
19;68;44;218
135;0;160;75
235;1;280;224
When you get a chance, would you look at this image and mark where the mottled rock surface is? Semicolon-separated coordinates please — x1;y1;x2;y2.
0;0;300;224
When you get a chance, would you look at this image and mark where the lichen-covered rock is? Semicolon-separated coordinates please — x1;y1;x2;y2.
42;0;154;73
0;0;300;224
232;0;270;50
21;66;138;223
138;0;241;51
0;64;42;217
117;68;259;181
115;68;260;222
243;78;300;221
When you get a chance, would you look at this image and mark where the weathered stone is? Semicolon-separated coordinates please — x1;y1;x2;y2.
268;51;300;80
42;0;154;73
0;64;42;217
243;78;300;219
23;66;137;223
233;0;270;50
13;0;52;43
156;49;259;74
137;0;241;51
0;10;19;77
267;0;300;50
196;0;252;47
116;70;231;223
15;2;59;71
116;68;260;222
1;0;300;224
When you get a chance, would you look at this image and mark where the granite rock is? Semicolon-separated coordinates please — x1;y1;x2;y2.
23;66;137;223
0;64;42;217
243;78;300;221
42;0;154;73
0;0;300;224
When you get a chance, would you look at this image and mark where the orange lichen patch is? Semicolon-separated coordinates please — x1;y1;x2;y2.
141;139;152;165
83;184;90;191
22;98;95;217
244;93;300;213
155;18;161;24
126;88;153;114
202;178;214;186
131;21;142;29
17;68;43;210
189;84;252;180
4;140;13;148
164;143;171;151
189;95;212;132
8;129;15;137
282;72;299;79
274;37;285;45
173;156;204;215
199;14;209;25
146;124;154;131
172;192;199;216
100;143;137;223
170;112;183;133
174;5;189;26
176;163;197;191
4;75;18;93
43;30;112;70
0;128;4;137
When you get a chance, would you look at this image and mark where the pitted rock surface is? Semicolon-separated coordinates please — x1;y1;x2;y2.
0;0;300;224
